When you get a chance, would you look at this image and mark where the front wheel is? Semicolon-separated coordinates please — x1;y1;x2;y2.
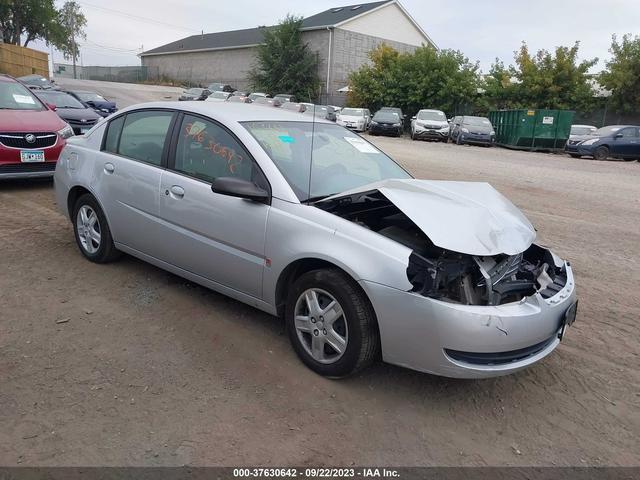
569;154;581;158
593;146;609;160
286;269;380;378
72;193;120;263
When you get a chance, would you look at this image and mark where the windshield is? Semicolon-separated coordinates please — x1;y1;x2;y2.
242;121;411;201
75;92;106;102
211;92;228;99
36;91;85;108
186;88;203;95
463;116;491;126
594;126;621;136
0;81;44;110
340;108;364;117
373;112;400;123
417;110;446;121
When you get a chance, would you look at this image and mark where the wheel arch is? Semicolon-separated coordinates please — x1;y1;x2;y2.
67;185;114;236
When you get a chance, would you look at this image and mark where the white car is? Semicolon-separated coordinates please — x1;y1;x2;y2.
206;91;232;102
411;109;450;142
336;108;371;132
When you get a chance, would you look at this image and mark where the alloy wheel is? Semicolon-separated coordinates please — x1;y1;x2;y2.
294;288;348;364
76;205;101;254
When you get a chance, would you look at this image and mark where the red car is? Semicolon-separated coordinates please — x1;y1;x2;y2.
0;74;74;179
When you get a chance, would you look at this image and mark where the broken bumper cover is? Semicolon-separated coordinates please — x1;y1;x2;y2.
360;262;576;378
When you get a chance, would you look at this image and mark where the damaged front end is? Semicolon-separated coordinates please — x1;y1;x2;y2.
317;185;568;306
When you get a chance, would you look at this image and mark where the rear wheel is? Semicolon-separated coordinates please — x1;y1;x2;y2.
285;269;380;378
72;193;120;263
593;146;609;160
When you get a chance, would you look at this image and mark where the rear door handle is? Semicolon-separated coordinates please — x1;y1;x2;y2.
104;162;115;174
167;185;185;198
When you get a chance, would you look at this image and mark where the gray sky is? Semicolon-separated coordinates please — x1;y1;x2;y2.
35;0;640;73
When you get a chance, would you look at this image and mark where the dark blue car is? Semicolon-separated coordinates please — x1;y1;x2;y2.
565;125;640;160
66;90;117;118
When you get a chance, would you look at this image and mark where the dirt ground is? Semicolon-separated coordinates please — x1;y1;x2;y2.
1;104;639;466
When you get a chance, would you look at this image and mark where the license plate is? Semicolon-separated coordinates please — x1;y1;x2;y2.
80;128;90;134
558;300;578;340
20;150;45;162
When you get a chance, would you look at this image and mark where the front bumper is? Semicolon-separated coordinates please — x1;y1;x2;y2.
0;140;64;179
413;126;449;139
337;120;366;132
460;133;495;145
360;262;577;378
565;143;594;156
370;124;402;136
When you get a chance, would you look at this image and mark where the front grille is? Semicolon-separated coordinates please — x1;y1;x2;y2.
445;335;556;366
66;118;97;127
0;162;57;174
0;132;57;149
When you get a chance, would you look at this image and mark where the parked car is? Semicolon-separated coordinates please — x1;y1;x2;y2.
232;91;248;97
179;88;211;101
410;109;449;142
54;102;577;378
280;102;306;113
207;83;235;93
0;74;73;179
252;97;282;107
227;95;251;103
450;116;495;146
274;94;296;103
17;74;60;91
66;90;117;117
336;107;370;132
569;124;597;138
303;105;338;122
248;92;269;101
205;91;232;102
34;90;102;135
369;110;403;137
564;125;640;160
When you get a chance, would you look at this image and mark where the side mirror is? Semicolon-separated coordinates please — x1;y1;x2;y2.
412;116;417;120
86;100;95;107
47;103;57;111
211;177;270;204
614;133;623;139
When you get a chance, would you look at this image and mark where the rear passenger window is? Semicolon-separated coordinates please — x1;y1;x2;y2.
104;115;125;154
173;114;256;183
117;111;173;166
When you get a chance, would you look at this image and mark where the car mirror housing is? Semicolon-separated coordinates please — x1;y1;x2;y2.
46;103;57;111
211;177;270;204
614;133;623;139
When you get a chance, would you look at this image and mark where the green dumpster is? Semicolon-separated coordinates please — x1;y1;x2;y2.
488;109;575;151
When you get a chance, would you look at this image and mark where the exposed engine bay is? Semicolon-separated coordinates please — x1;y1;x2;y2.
317;190;568;306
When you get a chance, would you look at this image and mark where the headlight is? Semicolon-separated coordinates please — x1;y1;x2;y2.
581;138;599;145
394;123;402;127
440;126;449;131
490;130;496;136
461;127;469;133
57;124;74;139
100;108;110;113
370;121;378;126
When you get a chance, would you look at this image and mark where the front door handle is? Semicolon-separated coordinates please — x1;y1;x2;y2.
104;162;115;174
168;185;185;198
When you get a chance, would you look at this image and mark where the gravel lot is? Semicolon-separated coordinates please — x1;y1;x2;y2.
1;81;639;467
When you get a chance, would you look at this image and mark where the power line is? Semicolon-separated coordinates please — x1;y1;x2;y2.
77;1;200;33
83;39;140;52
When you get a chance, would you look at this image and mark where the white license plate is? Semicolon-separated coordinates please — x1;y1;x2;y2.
20;150;45;162
80;128;90;134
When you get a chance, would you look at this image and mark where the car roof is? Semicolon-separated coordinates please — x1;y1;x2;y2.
117;101;334;124
571;124;596;128
0;74;17;83
418;109;445;113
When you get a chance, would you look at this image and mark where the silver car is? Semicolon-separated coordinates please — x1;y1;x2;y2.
54;102;578;379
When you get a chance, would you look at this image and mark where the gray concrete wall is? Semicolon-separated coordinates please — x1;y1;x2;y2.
329;28;419;94
141;47;258;89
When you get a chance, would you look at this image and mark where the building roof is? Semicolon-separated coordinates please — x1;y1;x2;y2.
141;1;395;56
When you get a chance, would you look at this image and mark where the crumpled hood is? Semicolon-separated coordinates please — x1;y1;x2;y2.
323;179;536;256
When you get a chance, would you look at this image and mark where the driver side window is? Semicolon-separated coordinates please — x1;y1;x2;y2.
173;114;260;185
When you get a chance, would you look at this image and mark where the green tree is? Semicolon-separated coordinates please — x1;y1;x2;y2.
0;0;86;61
249;15;320;101
486;42;597;111
599;34;640;114
348;44;480;117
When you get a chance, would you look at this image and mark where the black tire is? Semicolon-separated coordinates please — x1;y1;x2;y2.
569;154;581;158
411;130;416;140
456;134;464;145
285;268;380;378
72;193;120;263
593;146;609;160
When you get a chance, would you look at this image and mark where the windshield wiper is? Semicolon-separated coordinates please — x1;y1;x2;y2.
304;193;339;204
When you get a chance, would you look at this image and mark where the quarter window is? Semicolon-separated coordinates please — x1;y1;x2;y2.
174;114;255;183
116;111;173;166
104;115;125;154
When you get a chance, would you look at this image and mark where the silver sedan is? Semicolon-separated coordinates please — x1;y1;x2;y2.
54;102;578;378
